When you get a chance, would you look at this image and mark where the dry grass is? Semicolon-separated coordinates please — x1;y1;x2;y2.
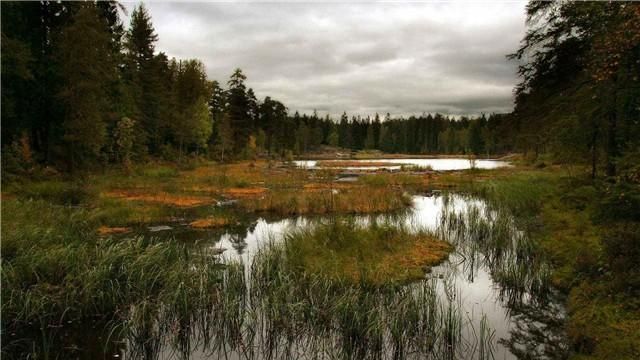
104;190;216;207
189;217;229;229
222;187;267;198
329;235;453;284
301;182;354;192
240;187;411;215
97;226;130;236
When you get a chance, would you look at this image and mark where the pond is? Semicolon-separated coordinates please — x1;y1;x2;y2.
9;193;568;359
293;158;511;171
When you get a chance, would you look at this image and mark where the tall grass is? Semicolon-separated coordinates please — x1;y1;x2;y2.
437;196;552;305
1;199;226;358
240;188;412;215
278;218;452;284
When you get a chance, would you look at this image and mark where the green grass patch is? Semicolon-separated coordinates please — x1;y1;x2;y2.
279;219;452;284
464;168;640;359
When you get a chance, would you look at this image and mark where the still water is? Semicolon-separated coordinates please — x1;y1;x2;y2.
10;193;567;359
136;194;566;359
294;158;511;171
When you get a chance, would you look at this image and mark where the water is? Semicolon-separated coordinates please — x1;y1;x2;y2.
206;195;566;360
9;194;567;359
294;158;511;171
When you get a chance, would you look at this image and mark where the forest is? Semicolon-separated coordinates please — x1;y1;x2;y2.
2;1;640;360
8;2;638;172
2;1;512;170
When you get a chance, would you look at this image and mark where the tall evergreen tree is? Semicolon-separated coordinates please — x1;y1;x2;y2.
227;68;252;154
57;4;115;170
124;3;159;154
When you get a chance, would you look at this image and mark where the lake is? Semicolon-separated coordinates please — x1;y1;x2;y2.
294;158;511;171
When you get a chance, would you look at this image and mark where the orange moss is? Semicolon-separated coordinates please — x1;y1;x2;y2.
104;190;215;207
97;226;130;235
306;235;453;285
223;187;267;198
189;217;229;229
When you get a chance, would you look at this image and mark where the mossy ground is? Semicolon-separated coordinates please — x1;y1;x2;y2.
461;166;640;360
283;220;453;285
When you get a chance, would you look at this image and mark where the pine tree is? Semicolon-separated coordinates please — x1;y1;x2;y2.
57;4;115;170
227;68;252;155
124;3;159;154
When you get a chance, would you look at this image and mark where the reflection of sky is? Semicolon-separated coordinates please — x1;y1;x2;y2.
294;158;511;171
210;194;517;359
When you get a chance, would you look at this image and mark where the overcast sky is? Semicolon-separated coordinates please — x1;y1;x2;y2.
123;1;527;117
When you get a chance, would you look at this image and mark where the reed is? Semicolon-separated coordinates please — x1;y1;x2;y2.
239;187;412;215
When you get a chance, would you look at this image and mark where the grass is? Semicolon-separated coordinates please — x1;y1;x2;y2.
279;219;453;284
7;155;636;358
239;187;412;215
462;168;640;359
243;230;487;359
1;196;497;359
1;198;226;358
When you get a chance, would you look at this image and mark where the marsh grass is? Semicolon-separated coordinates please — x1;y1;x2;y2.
240;234;490;360
451;171;640;358
240;187;412;215
5;179;97;205
359;173;424;187
1;199;227;358
437;196;552;306
279;219;452;284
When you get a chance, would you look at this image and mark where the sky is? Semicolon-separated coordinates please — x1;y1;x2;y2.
123;1;528;118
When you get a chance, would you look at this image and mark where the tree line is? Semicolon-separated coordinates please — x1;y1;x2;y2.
507;1;639;178
1;1;514;174
2;1;639;176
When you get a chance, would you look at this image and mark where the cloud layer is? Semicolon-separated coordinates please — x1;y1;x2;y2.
125;1;527;117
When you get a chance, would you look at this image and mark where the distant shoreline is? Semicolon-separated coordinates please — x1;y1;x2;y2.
296;152;519;161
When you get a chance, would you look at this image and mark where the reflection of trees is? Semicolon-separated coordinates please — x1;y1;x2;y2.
225;221;257;255
499;298;570;360
438;197;570;359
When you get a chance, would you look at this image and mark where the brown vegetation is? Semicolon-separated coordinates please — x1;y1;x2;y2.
240;188;411;215
104;190;216;207
189;217;229;229
97;226;130;235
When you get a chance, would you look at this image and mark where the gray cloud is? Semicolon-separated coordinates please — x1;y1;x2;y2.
123;1;527;117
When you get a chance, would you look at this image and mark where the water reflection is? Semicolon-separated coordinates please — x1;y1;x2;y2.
10;194;568;360
159;193;567;360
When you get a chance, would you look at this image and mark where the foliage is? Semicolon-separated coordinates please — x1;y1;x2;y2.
57;4;115;170
282;219;452;284
113;117;136;168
